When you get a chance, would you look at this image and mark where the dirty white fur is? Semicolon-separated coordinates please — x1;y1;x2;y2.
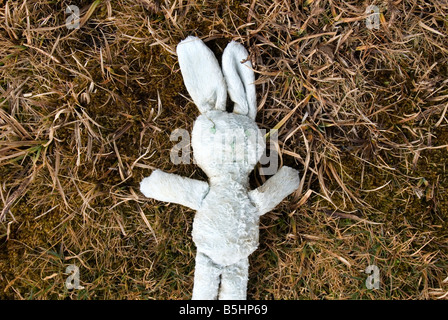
140;170;209;211
140;36;300;300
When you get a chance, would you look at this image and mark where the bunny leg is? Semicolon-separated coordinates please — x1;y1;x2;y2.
140;169;209;211
218;257;249;300
249;166;300;216
192;252;222;300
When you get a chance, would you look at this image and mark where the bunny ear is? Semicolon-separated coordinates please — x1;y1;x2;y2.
222;41;257;120
177;36;227;114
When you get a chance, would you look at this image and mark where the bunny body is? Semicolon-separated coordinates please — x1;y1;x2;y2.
191;111;264;267
140;37;301;300
193;180;259;266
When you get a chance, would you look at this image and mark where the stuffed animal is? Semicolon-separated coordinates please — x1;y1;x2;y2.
140;36;300;300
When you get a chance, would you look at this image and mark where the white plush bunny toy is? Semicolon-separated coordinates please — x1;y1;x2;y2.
140;36;300;300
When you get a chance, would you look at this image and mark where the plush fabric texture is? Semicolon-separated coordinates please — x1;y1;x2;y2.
140;36;300;300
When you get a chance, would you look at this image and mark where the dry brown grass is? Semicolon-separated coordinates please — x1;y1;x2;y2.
1;0;448;300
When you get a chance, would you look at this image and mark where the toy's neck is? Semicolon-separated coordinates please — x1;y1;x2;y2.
209;174;249;188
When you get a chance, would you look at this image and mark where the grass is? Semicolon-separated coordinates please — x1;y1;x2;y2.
0;0;448;300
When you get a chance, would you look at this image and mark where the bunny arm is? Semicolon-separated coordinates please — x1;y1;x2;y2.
140;169;209;211
248;166;300;216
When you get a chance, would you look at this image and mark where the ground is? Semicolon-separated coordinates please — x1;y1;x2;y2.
0;0;447;299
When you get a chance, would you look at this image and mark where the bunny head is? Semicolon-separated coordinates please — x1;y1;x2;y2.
177;37;265;183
